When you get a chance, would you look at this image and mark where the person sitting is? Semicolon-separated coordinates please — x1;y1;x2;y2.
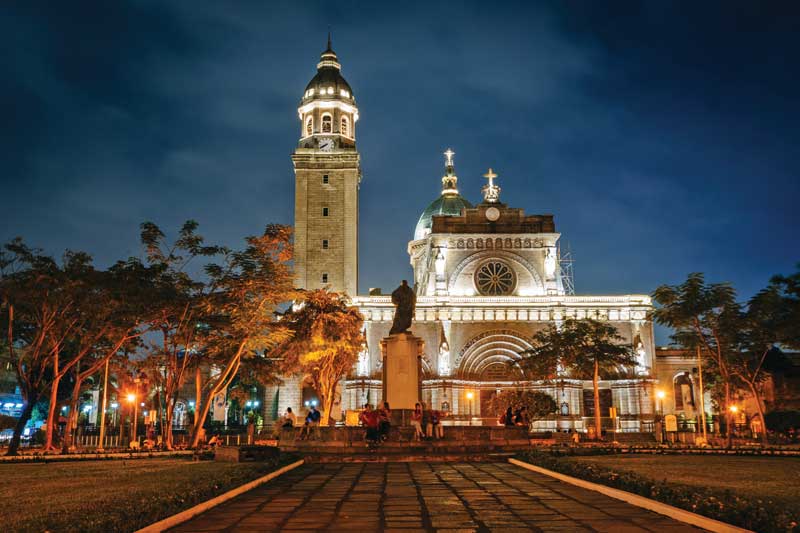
503;406;515;427
411;403;424;441
299;405;321;440
430;409;444;439
207;434;221;447
282;407;296;429
378;401;392;442
423;403;433;439
514;406;529;427
359;404;381;445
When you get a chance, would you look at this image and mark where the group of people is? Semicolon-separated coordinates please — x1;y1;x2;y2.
411;402;446;441
358;402;393;445
277;405;322;440
500;406;529;427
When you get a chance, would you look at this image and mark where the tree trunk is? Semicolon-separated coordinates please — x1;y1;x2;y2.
593;360;602;440
191;393;213;449
163;396;174;450
62;374;83;453
6;395;37;456
320;383;334;427
746;380;769;447
44;372;61;451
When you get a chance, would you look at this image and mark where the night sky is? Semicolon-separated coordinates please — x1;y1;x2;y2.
2;2;799;344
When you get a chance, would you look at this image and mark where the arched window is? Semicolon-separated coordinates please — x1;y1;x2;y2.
341;116;349;136
305;116;313;136
322;114;332;133
673;372;695;410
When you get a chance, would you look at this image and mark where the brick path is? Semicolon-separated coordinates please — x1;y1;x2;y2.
170;462;705;532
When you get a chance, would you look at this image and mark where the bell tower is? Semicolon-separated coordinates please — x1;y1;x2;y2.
292;36;360;297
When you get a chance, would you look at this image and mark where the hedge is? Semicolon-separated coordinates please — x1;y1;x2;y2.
516;449;798;533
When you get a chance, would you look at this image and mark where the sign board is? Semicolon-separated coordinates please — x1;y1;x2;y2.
212;390;227;422
664;414;678;432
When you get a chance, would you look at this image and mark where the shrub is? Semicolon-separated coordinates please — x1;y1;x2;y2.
516;450;799;533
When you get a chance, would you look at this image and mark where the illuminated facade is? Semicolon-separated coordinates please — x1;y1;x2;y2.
343;152;656;431
271;38;658;431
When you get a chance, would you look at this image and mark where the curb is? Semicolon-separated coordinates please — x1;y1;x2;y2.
135;459;305;533
508;458;752;533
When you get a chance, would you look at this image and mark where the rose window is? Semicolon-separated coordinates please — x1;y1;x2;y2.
474;261;516;295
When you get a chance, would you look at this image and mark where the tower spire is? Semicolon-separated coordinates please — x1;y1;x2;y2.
441;148;459;195
327;29;332;52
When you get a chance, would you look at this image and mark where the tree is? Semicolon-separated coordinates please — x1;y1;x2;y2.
0;240;85;455
188;225;296;447
138;220;223;450
487;390;557;423
519;319;637;439
653;273;740;448
273;290;364;426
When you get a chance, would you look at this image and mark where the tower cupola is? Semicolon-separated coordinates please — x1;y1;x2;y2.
298;34;359;148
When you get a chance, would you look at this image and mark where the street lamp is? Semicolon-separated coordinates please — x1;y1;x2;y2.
127;392;138;446
656;389;666;443
466;391;474;426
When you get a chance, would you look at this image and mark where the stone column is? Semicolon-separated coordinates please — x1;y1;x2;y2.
381;333;424;410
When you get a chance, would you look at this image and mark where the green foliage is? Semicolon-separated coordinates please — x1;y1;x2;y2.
487;390;557;420
765;411;800;434
519;319;636;435
520;319;637;380
766;266;800;350
517;450;799;533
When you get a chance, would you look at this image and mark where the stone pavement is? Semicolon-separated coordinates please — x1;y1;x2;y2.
170;462;705;532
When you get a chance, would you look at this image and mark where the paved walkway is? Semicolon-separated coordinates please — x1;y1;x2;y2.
170;462;705;532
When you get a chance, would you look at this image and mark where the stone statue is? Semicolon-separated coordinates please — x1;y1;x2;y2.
389;280;416;334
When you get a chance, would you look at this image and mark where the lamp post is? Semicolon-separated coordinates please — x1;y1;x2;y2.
466;391;474;426
729;405;739;437
127;392;137;447
656;389;666;443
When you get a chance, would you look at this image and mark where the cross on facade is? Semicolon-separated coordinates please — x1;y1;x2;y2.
483;168;497;186
481;168;501;203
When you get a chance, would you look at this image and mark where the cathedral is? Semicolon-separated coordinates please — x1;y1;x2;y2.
269;39;657;432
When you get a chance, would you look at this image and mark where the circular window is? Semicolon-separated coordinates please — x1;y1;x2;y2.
474;260;516;295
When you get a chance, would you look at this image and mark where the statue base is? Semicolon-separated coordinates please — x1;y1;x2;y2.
381;332;424;411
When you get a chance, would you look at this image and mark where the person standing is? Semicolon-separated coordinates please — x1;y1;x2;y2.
411;403;424;441
378;402;392;442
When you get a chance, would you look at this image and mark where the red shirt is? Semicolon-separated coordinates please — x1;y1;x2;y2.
359;410;380;428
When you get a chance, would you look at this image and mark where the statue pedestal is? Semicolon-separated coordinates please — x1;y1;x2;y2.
381;333;424;411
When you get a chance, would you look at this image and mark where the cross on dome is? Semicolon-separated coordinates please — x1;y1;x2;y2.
481;168;501;203
444;148;455;167
441;148;459;195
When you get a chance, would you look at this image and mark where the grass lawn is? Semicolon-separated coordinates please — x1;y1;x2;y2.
0;457;285;532
567;454;800;507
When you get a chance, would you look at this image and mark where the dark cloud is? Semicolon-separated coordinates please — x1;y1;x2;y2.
2;1;799;343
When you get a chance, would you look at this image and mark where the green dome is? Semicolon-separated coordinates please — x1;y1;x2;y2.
414;193;473;240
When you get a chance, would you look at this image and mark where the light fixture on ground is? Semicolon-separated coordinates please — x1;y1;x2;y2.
466;391;474;426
